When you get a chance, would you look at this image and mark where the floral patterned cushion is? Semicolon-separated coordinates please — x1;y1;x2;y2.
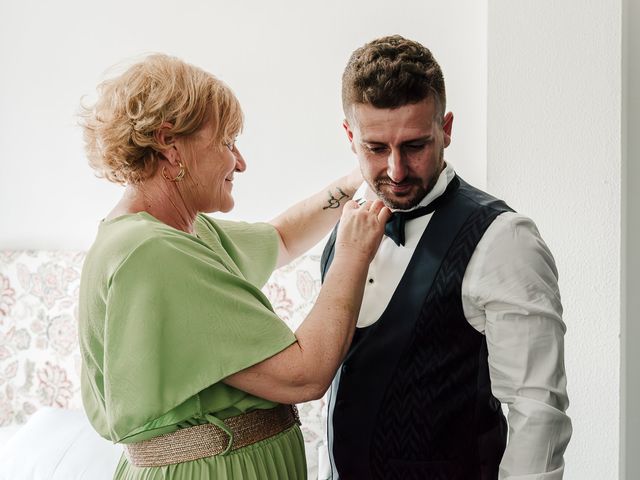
0;250;328;465
0;251;85;426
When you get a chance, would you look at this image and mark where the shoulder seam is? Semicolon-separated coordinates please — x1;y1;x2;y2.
456;187;513;214
107;235;176;288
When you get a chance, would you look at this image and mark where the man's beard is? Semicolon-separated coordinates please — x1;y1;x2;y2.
373;157;444;210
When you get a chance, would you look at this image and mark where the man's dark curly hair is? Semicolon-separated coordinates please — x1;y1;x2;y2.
342;35;446;122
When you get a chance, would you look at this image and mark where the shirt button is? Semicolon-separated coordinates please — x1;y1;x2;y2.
368;278;374;284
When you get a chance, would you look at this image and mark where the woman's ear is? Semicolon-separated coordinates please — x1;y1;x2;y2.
154;122;179;164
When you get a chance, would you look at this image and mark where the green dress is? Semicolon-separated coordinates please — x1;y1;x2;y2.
78;212;306;479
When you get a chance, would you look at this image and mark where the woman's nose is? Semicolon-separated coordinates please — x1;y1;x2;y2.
234;147;247;172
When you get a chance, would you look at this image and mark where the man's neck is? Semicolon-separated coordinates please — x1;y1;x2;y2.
396;162;453;212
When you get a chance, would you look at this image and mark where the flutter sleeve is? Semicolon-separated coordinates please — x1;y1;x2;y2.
103;235;296;442
196;215;280;288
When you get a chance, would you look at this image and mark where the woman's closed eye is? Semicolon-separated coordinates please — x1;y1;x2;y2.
224;136;238;151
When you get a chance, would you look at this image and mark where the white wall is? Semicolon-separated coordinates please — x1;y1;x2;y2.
622;0;640;477
3;0;630;476
0;0;486;251
488;1;622;478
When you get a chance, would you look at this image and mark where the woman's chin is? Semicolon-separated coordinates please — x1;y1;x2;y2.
217;198;235;213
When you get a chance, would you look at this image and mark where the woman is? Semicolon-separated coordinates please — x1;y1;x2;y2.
78;54;390;479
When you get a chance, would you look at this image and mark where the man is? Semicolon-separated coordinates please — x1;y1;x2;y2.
321;35;572;480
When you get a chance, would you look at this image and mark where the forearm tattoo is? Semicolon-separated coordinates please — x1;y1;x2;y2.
323;187;350;210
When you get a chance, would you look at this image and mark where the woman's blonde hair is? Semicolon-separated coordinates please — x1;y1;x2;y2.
80;54;243;185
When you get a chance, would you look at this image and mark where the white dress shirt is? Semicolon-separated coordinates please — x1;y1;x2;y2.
354;163;572;479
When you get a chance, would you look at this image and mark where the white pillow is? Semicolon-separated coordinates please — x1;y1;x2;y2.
0;408;122;480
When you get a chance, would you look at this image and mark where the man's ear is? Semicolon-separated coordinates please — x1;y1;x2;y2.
442;112;454;148
343;119;356;154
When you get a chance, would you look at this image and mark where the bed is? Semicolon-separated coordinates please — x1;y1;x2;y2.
0;250;330;479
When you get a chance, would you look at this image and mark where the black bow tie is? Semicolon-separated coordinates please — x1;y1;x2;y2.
384;203;438;246
383;176;460;246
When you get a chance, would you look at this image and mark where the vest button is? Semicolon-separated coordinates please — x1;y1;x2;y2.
342;364;348;374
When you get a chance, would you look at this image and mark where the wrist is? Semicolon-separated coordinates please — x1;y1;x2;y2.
332;245;372;267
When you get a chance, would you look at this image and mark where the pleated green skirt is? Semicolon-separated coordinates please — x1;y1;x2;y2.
114;424;307;479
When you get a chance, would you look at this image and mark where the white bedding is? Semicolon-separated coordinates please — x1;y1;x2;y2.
0;409;334;479
0;425;20;450
0;408;122;480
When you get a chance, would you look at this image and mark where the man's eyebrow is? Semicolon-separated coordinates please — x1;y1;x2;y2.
361;136;433;145
402;136;433;144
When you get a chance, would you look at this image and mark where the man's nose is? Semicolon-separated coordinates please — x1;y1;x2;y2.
387;149;408;183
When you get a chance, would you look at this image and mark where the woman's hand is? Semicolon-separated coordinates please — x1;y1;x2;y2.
335;199;391;264
269;168;364;268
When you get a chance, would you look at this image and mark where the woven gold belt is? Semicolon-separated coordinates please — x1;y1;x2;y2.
124;404;300;467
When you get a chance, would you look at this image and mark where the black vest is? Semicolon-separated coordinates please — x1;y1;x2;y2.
320;176;512;480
